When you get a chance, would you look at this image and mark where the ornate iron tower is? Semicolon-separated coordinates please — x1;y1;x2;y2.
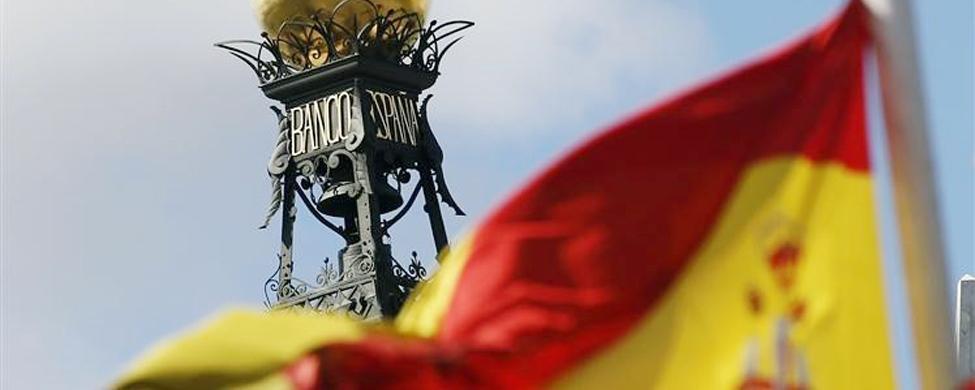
217;1;471;320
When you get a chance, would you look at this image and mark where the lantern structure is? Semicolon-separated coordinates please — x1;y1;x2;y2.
217;0;471;319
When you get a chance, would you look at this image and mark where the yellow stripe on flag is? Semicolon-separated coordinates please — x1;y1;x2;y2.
114;310;369;389
555;157;893;389
395;234;475;338
113;238;476;390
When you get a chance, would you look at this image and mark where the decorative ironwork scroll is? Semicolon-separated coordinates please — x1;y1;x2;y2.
259;107;291;229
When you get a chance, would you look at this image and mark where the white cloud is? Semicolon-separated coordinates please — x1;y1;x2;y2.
428;0;713;138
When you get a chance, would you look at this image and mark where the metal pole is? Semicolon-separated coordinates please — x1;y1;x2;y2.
419;168;449;257
861;0;955;387
278;167;297;300
959;275;974;378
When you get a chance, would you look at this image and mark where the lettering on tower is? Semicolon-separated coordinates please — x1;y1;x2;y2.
367;90;420;147
289;90;355;157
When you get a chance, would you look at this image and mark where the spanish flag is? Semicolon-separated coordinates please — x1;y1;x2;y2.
116;2;895;389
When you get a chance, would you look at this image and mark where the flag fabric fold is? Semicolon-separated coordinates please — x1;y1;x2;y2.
116;2;895;388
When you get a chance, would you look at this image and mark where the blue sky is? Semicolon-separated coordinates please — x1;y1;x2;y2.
1;0;971;388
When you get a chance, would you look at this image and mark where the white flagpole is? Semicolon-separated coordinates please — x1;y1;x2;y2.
861;0;955;387
960;275;974;378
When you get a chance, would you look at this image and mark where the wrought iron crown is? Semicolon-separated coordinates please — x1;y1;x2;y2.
216;0;473;85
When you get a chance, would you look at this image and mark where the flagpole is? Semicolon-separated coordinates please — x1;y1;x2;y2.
960;275;975;378
860;0;955;387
